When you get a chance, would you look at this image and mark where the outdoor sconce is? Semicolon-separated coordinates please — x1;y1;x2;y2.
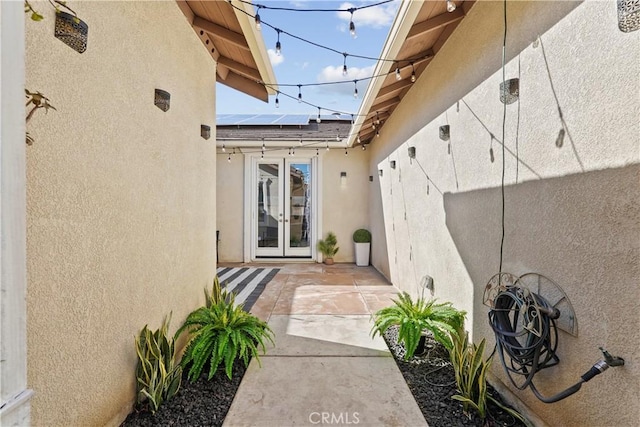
378;169;383;177
618;0;640;32
408;146;416;159
201;125;211;140
154;89;171;112
54;11;88;53
439;125;450;141
499;78;519;105
390;160;396;169
340;171;347;186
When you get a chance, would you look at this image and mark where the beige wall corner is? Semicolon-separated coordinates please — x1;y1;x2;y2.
25;1;217;425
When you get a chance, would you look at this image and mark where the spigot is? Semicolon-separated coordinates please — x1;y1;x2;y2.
599;347;625;367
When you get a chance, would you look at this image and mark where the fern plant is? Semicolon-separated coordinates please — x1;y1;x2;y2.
449;324;528;424
175;278;274;381
371;293;465;359
135;314;182;414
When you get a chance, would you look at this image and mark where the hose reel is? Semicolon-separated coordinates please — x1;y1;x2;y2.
484;273;624;403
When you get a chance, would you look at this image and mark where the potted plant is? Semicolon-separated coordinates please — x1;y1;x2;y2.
353;228;371;266
371;293;465;359
317;232;339;265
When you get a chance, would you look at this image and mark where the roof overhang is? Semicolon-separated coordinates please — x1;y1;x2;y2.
348;0;475;146
176;0;277;102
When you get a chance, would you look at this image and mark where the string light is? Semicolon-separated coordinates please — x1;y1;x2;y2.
299;138;303;145
336;134;341;142
353;81;358;98
446;0;456;13
316;148;319;156
395;65;402;81
227;153;231;162
411;62;416;83
345;148;349;156
222;144;226;152
316;107;322;123
255;6;262;30
376;129;380;138
375;112;381;125
262;138;266;151
292;147;296;156
297;85;302;103
357;134;361;144
362;144;366;151
275;93;280;108
275;29;282;55
349;8;357;38
326;142;330;151
342;53;348;76
288;147;292;156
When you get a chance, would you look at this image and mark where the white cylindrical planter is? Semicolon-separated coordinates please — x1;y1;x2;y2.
354;242;370;266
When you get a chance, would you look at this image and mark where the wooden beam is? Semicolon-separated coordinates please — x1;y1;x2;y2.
406;9;465;41
193;16;250;51
217;55;261;82
371;97;401;113
218;72;268;103
378;79;413;98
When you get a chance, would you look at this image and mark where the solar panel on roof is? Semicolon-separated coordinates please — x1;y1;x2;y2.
216;114;351;126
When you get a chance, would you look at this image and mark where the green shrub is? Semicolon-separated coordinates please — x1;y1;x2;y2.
317;232;339;257
352;229;371;243
175;278;274;381
449;325;528;424
371;293;465;359
135;314;182;414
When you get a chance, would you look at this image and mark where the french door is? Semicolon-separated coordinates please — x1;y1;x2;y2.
252;156;315;258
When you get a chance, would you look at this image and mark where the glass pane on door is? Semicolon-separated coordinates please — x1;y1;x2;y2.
257;163;280;248
287;162;311;254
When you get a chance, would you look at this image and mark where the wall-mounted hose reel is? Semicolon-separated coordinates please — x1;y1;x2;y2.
484;273;624;403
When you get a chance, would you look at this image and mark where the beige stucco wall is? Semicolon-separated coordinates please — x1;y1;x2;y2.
369;1;639;426
217;151;245;262
216;147;370;263
25;2;217;425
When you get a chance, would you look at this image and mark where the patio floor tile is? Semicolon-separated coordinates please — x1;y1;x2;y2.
271;285;369;315
264;314;389;356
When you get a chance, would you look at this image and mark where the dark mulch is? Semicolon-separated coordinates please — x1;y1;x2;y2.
123;329;527;427
383;326;528;427
121;360;247;427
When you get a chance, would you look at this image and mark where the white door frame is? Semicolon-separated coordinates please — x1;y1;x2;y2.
243;150;322;262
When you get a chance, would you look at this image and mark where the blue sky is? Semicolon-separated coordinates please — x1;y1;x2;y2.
216;0;400;115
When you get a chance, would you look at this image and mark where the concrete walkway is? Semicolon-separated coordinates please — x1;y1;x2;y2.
222;263;428;427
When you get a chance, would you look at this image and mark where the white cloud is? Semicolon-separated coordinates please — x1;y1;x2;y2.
267;49;284;66
336;1;399;29
316;64;376;95
289;0;307;8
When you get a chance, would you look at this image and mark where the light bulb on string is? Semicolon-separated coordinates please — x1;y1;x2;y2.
297;85;302;103
316;148;319;156
222;144;226;152
350;114;354;124
376;129;380;138
326;142;330;151
446;0;456;13
232;147;236;155
427;181;430;195
395;65;402;81
357;134;361;144
292;147;295;156
362;144;366;151
342;53;348;76
275;93;280;108
288;148;292;156
345;148;348;156
299;138;303;146
349;9;356;38
353;80;358;99
410;62;416;83
316;107;322;124
262;139;265;151
227;153;231;163
275;29;282;56
255;7;262;30
375;112;381;125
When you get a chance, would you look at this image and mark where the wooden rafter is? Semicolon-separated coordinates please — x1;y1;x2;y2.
192;16;250;51
406;8;465;41
217;56;261;81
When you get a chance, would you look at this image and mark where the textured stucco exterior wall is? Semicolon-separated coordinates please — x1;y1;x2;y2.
322;148;371;263
216;152;245;262
25;2;217;425
369;1;639;426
